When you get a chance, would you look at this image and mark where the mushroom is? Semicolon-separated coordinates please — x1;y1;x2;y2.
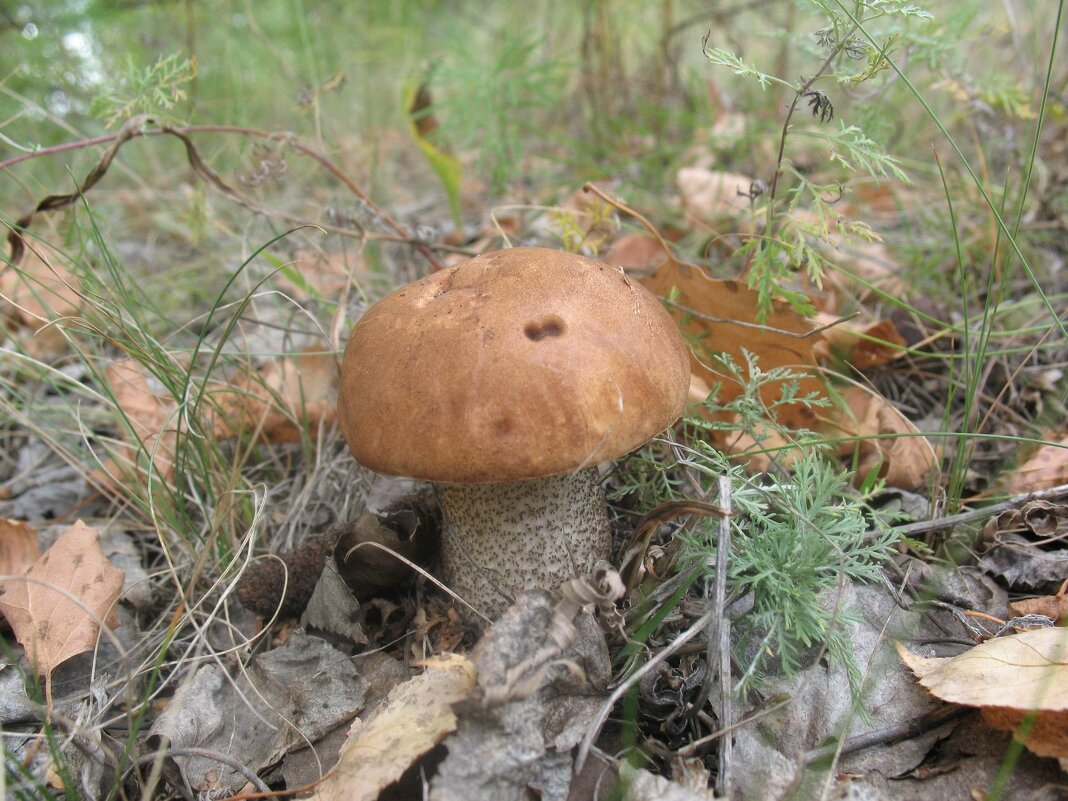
338;247;690;619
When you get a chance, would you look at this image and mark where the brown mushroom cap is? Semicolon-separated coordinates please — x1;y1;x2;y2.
338;247;690;483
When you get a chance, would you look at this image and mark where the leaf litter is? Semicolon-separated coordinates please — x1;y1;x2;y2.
3;48;1067;801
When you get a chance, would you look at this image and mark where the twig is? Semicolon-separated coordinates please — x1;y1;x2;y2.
802;704;970;766
133;746;271;794
581;181;677;263
889;482;1068;537
2;117;443;271
714;476;733;797
663;297;858;338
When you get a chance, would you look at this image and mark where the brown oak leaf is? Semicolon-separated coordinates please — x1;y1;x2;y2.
0;520;125;701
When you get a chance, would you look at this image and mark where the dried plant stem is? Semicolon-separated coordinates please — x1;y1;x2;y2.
2;117;443;271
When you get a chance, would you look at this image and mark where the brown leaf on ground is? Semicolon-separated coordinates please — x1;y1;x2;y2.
823;384;937;491
897;628;1068;761
814;313;908;370
96;359;179;488
0;241;83;358
1003;430;1068;495
208;348;338;443
277;249;366;299
603;232;668;273
313;653;476;801
0;519;40;577
641;257;824;431
676;167;759;229
0;520;125;689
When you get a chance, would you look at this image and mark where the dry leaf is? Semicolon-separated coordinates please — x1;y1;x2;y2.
604;233;667;273
824;384;937;490
278;249;366;299
676;167;759;228
0;519;40;576
313;653;476;801
95;359;179;488
0;241;83;358
897;628;1068;761
641;258;824;431
209;348;338;443
0;520;125;690
1003;430;1068;495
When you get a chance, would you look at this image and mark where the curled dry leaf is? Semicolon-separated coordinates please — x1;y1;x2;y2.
0;520;125;688
1003;430;1068;495
897;628;1068;761
815;312;907;370
208;348;338;443
824;384;937;491
313;653;476;801
0;519;40;576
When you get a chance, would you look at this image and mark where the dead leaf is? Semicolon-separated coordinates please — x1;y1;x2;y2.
151;632;369;795
897;628;1068;761
824;384;937;490
603;233;667;273
313;653;476;801
676;167;759;227
0;241;83;358
0;520;125;695
95;359;179;488
641;257;824;430
278;249;366;300
1003;430;1068;495
0;519;40;576
208;348;338;443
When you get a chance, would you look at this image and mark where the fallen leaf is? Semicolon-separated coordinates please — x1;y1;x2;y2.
641;257;824;431
95;359;179;488
897;628;1068;761
1003;430;1068;495
0;520;125;696
0;519;40;576
0;240;83;358
150;632;368;795
208;348;338;443
313;653;476;801
824;384;937;491
275;249;366;300
603;232;667;273
676;167;759;227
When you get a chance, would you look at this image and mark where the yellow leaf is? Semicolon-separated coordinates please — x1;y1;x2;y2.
313;653;476;801
897;628;1068;760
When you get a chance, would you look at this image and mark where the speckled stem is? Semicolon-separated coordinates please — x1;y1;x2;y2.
439;468;612;620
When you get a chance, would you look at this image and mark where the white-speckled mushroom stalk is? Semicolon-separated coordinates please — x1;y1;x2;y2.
438;469;610;618
338;248;691;621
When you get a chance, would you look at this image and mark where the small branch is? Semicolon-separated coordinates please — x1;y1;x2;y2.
890;483;1068;537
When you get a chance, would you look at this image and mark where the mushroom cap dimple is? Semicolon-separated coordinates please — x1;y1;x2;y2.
338;247;690;483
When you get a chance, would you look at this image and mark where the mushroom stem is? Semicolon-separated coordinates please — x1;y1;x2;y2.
438;467;612;619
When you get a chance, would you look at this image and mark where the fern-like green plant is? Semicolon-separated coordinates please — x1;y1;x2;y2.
702;0;934;318
92;52;196;128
